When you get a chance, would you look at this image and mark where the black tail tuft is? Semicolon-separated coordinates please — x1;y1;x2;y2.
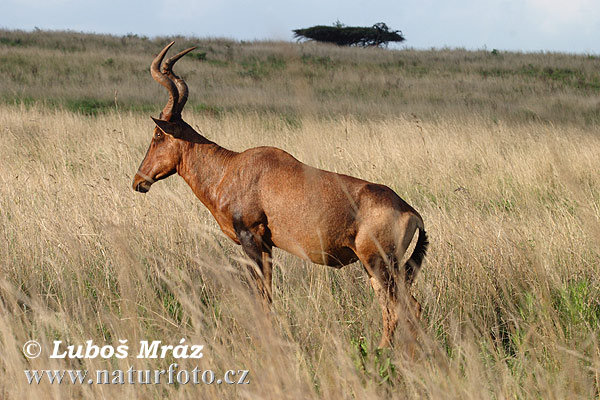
404;227;429;286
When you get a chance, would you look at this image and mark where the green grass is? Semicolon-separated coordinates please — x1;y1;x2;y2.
2;28;600;125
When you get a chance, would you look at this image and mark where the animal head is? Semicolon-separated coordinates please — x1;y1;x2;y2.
132;42;197;193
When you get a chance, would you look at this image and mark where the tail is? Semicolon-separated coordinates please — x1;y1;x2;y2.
404;222;429;286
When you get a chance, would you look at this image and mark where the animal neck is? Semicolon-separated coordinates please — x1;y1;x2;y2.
176;136;237;212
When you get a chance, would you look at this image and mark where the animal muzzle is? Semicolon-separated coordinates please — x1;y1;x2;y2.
132;173;154;193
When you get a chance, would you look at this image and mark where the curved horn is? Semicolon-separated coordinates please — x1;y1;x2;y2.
163;47;196;117
151;41;179;121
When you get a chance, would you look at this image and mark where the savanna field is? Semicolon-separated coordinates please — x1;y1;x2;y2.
1;30;599;399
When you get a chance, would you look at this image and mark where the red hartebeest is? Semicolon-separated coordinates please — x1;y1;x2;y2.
132;42;429;348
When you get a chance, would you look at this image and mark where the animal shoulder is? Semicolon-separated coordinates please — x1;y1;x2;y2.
236;146;302;167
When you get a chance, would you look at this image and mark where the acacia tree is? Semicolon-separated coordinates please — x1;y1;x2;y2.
293;22;405;47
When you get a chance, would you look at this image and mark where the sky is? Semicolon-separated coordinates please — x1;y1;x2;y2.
2;0;600;53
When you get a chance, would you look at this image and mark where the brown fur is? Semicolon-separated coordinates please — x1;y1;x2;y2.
132;43;429;348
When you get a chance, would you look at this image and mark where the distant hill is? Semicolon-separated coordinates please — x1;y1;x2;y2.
1;29;600;125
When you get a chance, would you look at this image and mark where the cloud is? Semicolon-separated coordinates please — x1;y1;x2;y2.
2;0;600;53
8;0;73;6
525;0;600;34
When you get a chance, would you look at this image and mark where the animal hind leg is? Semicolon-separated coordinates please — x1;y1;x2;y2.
359;251;420;354
359;253;399;348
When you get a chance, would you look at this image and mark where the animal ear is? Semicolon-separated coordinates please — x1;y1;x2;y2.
151;117;185;138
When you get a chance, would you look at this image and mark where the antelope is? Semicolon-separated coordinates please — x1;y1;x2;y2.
132;42;429;348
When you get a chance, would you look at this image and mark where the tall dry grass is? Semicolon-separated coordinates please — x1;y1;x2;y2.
1;100;599;398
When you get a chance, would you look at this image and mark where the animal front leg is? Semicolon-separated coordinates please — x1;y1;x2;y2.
261;247;273;302
236;228;272;304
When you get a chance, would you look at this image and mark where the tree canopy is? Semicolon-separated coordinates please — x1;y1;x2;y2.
293;22;405;47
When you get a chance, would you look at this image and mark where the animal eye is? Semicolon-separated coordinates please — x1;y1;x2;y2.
154;131;162;138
